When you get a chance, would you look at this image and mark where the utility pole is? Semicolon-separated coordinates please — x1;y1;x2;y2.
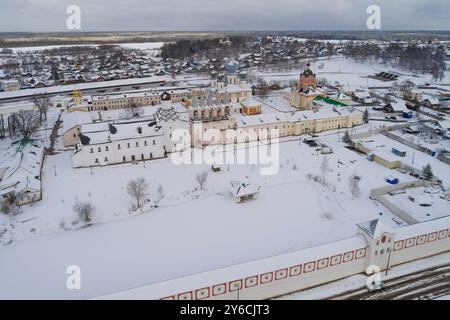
385;247;393;276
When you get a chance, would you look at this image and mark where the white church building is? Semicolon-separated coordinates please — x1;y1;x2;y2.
72;91;188;168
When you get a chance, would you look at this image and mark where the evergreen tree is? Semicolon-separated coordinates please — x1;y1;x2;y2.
363;108;369;123
342;130;351;144
422;163;434;181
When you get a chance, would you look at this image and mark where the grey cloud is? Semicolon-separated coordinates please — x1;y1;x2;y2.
0;0;449;32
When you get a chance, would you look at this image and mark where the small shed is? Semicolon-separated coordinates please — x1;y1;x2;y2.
229;181;260;203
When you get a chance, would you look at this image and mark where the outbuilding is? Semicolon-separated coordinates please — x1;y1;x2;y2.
229;180;260;203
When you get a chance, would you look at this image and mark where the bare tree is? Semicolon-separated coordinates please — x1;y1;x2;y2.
32;93;50;122
121;100;143;119
157;184;164;201
348;174;361;199
1;198;20;226
127;177;149;208
195;171;208;190
73;200;95;224
11;110;41;139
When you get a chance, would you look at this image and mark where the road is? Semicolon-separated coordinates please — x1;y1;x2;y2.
329;265;450;300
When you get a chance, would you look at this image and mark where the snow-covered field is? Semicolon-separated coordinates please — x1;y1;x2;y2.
253;56;450;88
6;42;165;53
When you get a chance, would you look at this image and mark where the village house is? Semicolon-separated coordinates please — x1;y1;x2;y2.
1;79;20;92
0;139;44;206
229;180;261;203
423;97;441;108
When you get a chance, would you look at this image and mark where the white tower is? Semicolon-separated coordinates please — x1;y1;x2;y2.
357;217;396;274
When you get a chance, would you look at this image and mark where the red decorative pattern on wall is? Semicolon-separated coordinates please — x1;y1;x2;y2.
161;229;450;300
289;265;302;277
343;251;354;262
260;272;273;284
245;276;258;288
393;240;404;251
355;248;367;259
405;237;415;248
427;232;438;243
275;268;288;280
229;280;242;292
178;291;193;300
195;287;210;300
212;283;227;297
416;235;427;245
317;258;329;269
303;261;316;273
330;254;342;266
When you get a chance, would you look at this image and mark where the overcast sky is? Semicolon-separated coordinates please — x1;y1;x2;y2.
1;0;449;32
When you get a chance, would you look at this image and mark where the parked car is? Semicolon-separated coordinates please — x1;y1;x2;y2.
321;147;333;154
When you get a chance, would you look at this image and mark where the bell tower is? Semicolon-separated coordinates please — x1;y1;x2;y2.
298;63;317;92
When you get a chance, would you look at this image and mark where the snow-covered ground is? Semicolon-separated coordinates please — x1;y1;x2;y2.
6;42;165;54
253;56;450;88
0;122;426;298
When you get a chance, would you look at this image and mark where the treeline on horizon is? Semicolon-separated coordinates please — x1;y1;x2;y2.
160;36;254;59
1;30;449;48
343;42;447;81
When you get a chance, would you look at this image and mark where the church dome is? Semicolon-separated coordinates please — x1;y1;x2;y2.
161;91;171;101
302;68;314;77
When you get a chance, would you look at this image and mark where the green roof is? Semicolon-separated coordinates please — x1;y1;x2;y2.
313;95;349;106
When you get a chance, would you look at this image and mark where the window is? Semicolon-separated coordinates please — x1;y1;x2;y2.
127;143;130;148
90;148;93;153
118;144;121;149
105;146;109;151
98;147;101;152
95;158;99;163
104;157;108;162
144;140;147;146
123;156;126;162
153;140;156;145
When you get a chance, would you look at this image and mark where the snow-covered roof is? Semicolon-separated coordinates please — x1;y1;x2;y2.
0;140;44;196
241;97;261;108
63;111;93;132
424;97;440;105
357;217;394;239
237;113;288;128
80;117;163;145
229;181;261;197
388;100;409;113
353;91;370;99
